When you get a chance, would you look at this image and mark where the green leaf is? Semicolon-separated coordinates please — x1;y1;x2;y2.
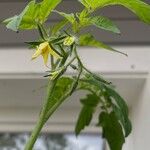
75;94;99;135
105;86;132;137
84;70;111;85
75;106;93;135
79;34;127;56
79;15;120;34
52;11;79;32
3;0;62;30
53;10;76;24
113;104;132;137
79;0;150;24
3;2;31;31
80;94;99;107
40;0;62;22
90;16;120;34
78;73;132;137
47;77;74;110
98;112;125;150
51;19;68;35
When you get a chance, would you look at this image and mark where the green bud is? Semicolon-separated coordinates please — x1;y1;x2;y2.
63;36;75;46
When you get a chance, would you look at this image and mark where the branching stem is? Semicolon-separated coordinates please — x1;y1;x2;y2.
24;79;57;150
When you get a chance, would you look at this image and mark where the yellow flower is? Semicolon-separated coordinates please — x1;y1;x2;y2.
32;42;62;65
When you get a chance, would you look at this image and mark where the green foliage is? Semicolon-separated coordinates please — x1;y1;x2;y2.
47;77;74;111
51;19;68;35
3;3;30;31
53;10;78;32
98;112;125;150
75;94;100;135
3;0;61;31
105;86;132;137
53;10;76;24
3;0;150;149
79;15;120;33
90;16;120;33
77;72;132;150
79;34;127;55
79;0;150;24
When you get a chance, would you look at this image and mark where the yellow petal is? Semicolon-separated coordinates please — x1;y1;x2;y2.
32;48;43;60
41;49;49;65
47;44;62;59
32;42;48;60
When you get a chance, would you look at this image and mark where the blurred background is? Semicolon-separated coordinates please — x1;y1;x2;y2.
0;0;150;149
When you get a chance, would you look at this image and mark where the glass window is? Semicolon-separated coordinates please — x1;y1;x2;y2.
0;133;105;150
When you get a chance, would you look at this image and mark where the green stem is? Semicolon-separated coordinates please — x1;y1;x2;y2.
24;79;57;150
51;55;54;70
44;84;75;123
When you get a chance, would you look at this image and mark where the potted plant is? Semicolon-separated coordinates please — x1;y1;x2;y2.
2;0;150;150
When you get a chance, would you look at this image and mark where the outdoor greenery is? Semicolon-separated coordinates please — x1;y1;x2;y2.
2;0;150;150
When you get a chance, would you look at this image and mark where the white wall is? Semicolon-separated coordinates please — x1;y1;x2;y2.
131;76;150;150
0;46;150;150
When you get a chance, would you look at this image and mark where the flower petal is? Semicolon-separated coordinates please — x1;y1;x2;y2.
32;42;49;60
32;48;43;60
42;49;49;65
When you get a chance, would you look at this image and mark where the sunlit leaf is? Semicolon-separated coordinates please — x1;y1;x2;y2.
79;0;150;24
79;34;127;56
90;16;120;33
53;10;76;24
79;15;120;33
3;2;31;31
3;0;62;30
51;19;68;35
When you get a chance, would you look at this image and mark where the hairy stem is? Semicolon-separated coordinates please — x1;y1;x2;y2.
24;79;57;150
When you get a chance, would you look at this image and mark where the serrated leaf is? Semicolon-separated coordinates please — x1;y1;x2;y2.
90;16;120;34
78;73;132;137
79;15;120;34
75;94;99;135
51;19;68;35
79;34;127;56
3;0;61;31
53;10;76;24
79;0;150;24
75;106;93;136
40;0;62;22
105;86;132;137
98;112;125;150
3;2;30;31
